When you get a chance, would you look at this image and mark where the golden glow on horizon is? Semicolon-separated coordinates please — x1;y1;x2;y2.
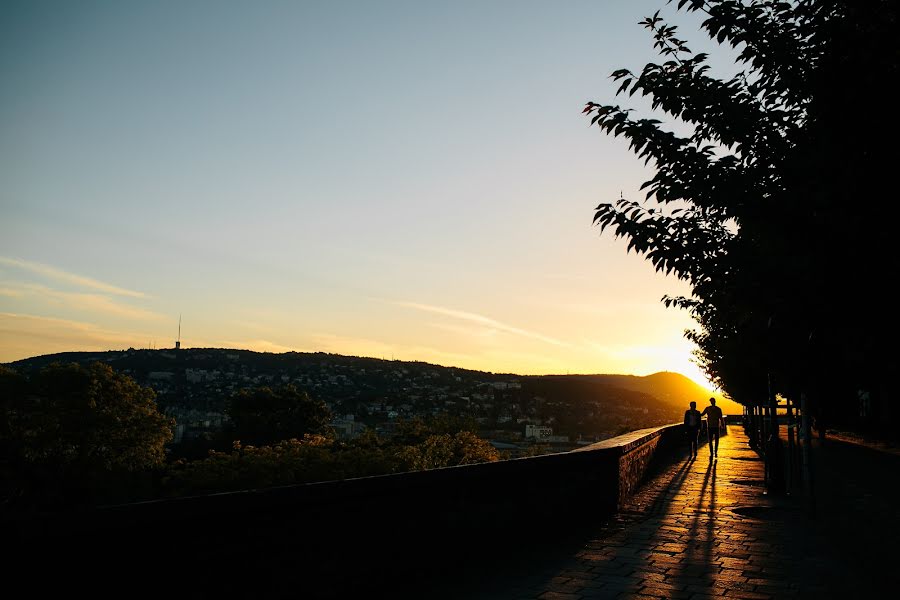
0;253;713;389
0;311;713;391
0;252;714;389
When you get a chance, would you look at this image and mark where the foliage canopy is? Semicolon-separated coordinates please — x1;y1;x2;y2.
227;383;333;446
165;421;499;496
584;0;899;415
1;362;174;505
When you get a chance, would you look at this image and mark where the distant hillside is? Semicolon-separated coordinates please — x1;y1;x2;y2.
4;348;742;416
5;347;503;378
559;373;739;414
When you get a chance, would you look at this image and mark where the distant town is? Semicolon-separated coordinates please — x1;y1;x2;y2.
8;347;713;456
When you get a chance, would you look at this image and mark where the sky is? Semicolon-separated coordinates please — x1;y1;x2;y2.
0;1;737;386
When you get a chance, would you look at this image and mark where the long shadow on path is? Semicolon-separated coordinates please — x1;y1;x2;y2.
430;429;900;599
420;439;703;599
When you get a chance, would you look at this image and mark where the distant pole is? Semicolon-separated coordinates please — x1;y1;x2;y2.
764;315;784;492
767;372;783;492
761;394;770;486
802;329;816;517
800;391;815;517
786;394;795;494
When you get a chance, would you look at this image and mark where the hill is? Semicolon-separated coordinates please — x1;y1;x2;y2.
4;349;740;442
550;372;742;415
4;349;739;413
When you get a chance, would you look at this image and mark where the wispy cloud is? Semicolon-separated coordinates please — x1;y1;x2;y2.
0;282;165;322
0;313;157;362
394;301;570;347
310;332;475;365
0;257;146;298
427;321;500;339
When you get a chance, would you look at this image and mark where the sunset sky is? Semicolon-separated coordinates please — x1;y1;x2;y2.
0;1;737;386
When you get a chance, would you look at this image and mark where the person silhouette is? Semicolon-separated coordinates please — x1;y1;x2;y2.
683;401;701;459
701;397;725;459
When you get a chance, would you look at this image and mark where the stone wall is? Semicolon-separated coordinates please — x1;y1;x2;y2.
7;423;696;597
574;423;690;510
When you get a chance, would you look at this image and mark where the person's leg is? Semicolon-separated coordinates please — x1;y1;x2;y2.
713;428;720;456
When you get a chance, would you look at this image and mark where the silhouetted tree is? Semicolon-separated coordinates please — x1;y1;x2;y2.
392;414;480;445
584;0;899;425
227;384;332;446
1;362;174;506
165;428;499;496
393;431;497;471
165;435;337;495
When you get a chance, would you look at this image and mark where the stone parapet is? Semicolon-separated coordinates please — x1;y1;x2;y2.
7;423;695;597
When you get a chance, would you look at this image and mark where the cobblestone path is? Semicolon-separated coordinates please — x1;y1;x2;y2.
443;428;900;599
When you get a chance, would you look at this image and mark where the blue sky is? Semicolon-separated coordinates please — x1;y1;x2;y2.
0;1;736;384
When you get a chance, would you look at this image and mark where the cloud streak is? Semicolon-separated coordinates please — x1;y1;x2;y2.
311;332;475;366
0;257;146;298
395;301;569;347
0;312;157;362
0;282;165;322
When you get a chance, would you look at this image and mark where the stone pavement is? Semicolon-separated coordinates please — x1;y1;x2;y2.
436;427;900;599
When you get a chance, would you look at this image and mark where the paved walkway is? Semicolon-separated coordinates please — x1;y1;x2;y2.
438;428;900;599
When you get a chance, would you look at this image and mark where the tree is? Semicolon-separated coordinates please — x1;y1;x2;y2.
1;362;174;506
392;414;480;446
164;424;499;497
227;384;332;446
165;435;337;495
392;431;500;472
583;0;899;427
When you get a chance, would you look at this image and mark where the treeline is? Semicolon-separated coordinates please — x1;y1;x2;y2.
0;363;498;510
583;0;899;436
165;428;497;496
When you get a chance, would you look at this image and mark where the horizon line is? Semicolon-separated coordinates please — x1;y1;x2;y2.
3;344;715;389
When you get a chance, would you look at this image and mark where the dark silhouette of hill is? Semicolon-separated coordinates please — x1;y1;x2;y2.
5;348;510;380
4;348;737;420
544;372;741;414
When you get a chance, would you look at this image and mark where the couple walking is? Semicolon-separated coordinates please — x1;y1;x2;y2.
684;397;725;460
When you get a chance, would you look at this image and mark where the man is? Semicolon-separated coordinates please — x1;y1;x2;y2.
683;401;702;459
701;397;725;459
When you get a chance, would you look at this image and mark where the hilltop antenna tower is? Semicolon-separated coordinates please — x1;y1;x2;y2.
175;314;181;350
